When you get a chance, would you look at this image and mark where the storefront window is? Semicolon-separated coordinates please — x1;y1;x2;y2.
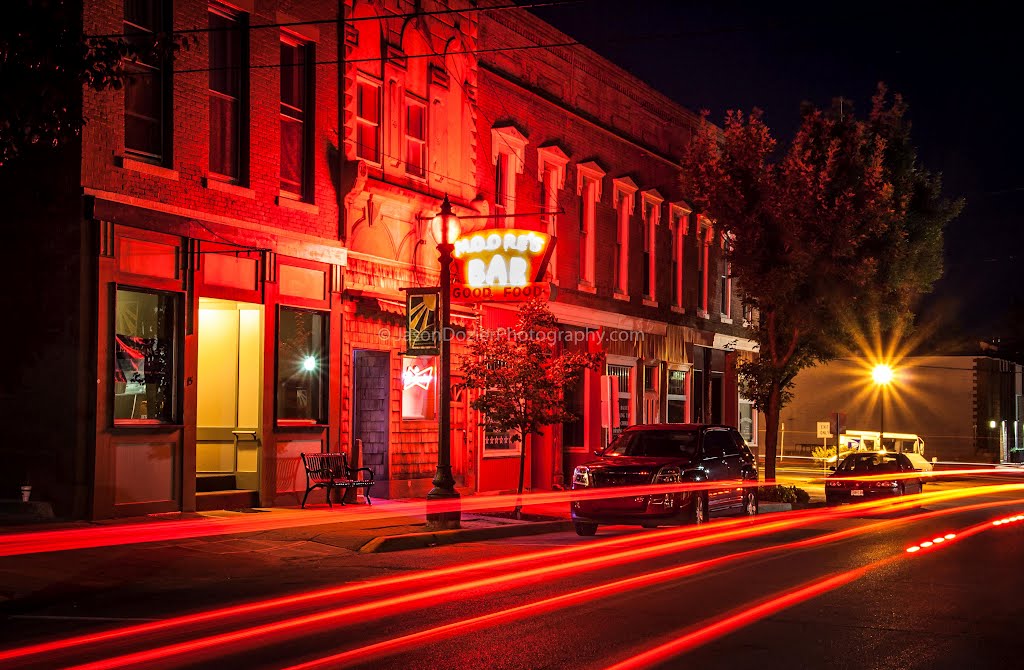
114;288;179;424
402;355;436;420
607;363;633;437
276;307;327;425
667;368;687;423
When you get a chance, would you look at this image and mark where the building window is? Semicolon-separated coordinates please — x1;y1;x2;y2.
742;302;754;326
697;224;711;314
670;204;690;308
402;355;436;420
537;146;569;282
607;363;633;437
280;37;311;198
491;126;528;224
612;178;638;296
576;162;604;288
124;0;169;162
562;374;586;448
276;307;328;425
643;363;660;423
209;4;247;182
739;396;756;444
720;234;732;318
641;191;662;301
356;78;381;163
114;287;179;424
667;368;687;423
404;97;427;179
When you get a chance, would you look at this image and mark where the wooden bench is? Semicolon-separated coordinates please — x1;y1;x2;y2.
300;452;374;508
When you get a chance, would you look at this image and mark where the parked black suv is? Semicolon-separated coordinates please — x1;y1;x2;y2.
569;424;759;536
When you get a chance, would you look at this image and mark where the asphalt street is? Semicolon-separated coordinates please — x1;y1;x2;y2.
1;483;1021;670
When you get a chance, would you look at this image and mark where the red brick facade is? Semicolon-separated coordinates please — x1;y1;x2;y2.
2;0;756;519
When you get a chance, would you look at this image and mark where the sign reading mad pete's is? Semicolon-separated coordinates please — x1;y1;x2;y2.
450;229;555;302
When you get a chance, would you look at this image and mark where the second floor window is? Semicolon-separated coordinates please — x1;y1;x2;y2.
356;79;381;163
209;4;247;182
280;37;310;197
124;0;168;162
405;98;426;178
697;232;708;313
720;250;731;317
494;152;508;210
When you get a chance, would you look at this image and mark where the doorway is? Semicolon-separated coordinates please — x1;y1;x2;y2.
196;298;264;498
353;350;390;493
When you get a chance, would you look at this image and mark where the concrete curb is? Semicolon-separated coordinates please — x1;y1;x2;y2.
359;519;574;553
758;502;793;513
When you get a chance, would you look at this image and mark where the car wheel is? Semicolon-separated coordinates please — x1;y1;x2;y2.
574;522;597;537
689;492;708;525
743;490;758;516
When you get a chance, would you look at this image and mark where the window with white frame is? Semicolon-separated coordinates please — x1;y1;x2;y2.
739;396;756;444
643;362;661;423
537;145;569;282
576;161;605;289
669;203;690;309
491;126;528;223
667;367;687;423
404;96;427;178
612;177;638;296
720;233;732;319
355;77;381;163
641;190;663;302
607;362;634;437
697;219;712;315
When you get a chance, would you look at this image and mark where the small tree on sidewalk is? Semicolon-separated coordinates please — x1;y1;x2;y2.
460;299;602;518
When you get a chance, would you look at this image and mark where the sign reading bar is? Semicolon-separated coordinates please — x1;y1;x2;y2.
449;229;555;302
405;288;440;355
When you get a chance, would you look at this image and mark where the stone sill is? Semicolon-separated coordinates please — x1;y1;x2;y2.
670;305;685;314
276;193;319;215
203;177;255;199
642;298;658;308
720;315;734;325
119;156;179;181
697;309;710;319
576;282;597;294
613;292;630;302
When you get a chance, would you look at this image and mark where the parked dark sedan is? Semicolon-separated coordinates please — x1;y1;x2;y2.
825;451;926;505
569;424;759;536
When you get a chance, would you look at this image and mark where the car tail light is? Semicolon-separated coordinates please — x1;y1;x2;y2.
655;466;681;484
827;481;844;487
872;480;899;488
572;466;592;488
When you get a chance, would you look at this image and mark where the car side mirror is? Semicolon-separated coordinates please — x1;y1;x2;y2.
829;465;837;472
593;449;603;457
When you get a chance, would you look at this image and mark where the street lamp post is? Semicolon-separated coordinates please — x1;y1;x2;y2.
426;195;461;530
872;364;894;450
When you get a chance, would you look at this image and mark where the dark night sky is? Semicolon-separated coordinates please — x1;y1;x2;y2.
530;0;1023;346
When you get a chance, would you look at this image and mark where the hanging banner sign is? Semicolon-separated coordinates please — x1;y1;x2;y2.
450;229;555;303
405;288;440;355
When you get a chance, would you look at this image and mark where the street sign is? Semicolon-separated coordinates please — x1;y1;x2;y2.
830;412;847;437
816;421;832;439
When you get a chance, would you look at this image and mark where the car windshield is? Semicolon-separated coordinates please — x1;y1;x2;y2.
837;453;901;474
603;431;699;458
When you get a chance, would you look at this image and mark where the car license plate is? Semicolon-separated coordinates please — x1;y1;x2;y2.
851;489;864;496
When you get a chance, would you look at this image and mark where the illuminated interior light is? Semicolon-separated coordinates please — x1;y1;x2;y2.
920;541;933;547
302;356;316;371
906;546;920;553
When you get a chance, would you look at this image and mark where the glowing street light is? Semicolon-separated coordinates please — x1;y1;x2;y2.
426;195;462;529
871;364;894;449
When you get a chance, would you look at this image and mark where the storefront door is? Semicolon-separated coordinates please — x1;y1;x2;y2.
196;298;264;493
353;350;390;493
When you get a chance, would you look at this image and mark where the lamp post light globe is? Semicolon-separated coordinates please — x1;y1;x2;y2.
871;364;894;450
426;194;461;530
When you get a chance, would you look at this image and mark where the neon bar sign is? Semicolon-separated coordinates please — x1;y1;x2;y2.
402;364;434;390
451;229;554;302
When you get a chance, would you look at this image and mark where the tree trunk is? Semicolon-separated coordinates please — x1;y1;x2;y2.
514;429;528;519
762;382;782;482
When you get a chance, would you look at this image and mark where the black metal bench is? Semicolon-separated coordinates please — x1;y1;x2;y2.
300;452;374;508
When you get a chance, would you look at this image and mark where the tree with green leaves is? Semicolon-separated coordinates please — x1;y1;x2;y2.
1;0;188;167
460;299;602;517
680;85;962;481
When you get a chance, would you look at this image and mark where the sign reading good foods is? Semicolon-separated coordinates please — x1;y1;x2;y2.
451;229;555;303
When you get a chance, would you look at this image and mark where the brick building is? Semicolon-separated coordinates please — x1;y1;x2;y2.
1;0;755;519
